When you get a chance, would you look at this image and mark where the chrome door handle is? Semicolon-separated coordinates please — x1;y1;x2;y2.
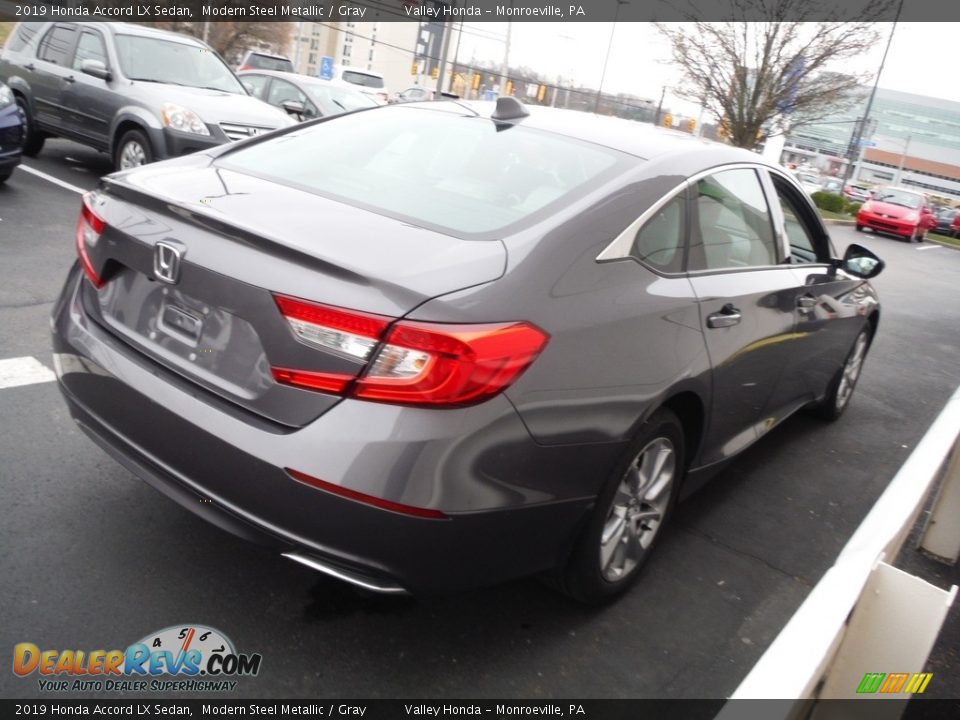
707;303;742;328
64;75;75;83
24;63;35;71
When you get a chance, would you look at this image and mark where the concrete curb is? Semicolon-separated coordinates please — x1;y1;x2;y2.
822;218;856;226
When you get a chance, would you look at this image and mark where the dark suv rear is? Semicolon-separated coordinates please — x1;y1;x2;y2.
0;22;293;170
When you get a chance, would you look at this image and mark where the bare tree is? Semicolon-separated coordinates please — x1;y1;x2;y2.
655;0;895;148
140;1;292;64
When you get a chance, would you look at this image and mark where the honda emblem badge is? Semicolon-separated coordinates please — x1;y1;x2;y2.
154;242;183;284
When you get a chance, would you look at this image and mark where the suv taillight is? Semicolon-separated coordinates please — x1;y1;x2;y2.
76;193;106;289
272;294;548;407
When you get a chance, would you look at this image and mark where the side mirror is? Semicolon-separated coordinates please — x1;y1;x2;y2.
80;59;111;81
840;243;884;279
280;99;305;119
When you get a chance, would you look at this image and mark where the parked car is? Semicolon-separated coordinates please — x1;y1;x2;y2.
392;86;435;103
236;50;294;74
934;208;958;236
328;65;389;104
819;178;843;195
951;213;960;239
239;69;377;121
856;186;938;242
54;99;883;602
0;81;23;184
844;183;873;203
795;170;822;195
0;22;294;171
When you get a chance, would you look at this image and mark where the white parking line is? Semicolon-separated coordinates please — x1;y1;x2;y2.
18;164;86;195
916;245;941;251
0;356;56;390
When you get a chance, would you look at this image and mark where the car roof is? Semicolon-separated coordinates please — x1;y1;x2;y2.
239;69;312;81
416;101;765;165
86;22;209;47
239;69;363;89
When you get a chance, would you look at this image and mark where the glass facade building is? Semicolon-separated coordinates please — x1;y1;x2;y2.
783;87;960;200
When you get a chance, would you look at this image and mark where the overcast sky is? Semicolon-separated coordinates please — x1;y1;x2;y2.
454;22;958;118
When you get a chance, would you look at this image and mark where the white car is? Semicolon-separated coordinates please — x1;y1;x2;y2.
327;66;389;104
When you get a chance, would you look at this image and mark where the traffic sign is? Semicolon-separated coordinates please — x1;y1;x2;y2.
319;56;334;81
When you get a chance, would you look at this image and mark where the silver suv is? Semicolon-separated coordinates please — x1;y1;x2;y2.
0;22;294;170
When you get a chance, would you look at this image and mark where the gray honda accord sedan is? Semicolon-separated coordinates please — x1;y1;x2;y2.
52;98;883;602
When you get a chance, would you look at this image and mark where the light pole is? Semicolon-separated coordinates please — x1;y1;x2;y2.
841;0;903;187
894;135;912;186
593;0;629;113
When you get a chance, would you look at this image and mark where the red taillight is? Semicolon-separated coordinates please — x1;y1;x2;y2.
76;193;106;289
271;294;549;406
270;368;353;394
355;320;548;406
286;468;448;519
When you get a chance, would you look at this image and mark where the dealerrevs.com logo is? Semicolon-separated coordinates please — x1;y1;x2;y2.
13;625;262;693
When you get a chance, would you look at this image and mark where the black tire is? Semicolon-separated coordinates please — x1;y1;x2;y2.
0;170;11;185
553;408;685;604
811;328;871;421
114;128;153;171
855;224;863;232
15;96;45;157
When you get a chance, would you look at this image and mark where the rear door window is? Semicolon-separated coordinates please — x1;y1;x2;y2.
689;168;778;271
37;24;78;66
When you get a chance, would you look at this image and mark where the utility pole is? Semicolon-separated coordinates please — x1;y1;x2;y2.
593;0;628;113
448;20;464;94
435;20;454;96
498;17;513;96
654;85;666;126
895;135;912;186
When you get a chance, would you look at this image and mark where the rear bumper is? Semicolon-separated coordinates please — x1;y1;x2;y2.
52;266;613;595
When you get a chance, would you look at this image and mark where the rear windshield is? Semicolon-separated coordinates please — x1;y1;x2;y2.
247;54;294;72
302;82;378;114
218;106;625;236
341;71;384;89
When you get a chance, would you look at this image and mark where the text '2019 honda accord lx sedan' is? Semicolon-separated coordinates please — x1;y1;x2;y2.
52;98;883;602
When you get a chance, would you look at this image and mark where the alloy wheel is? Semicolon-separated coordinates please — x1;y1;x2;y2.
836;332;868;411
599;437;675;582
119;141;147;169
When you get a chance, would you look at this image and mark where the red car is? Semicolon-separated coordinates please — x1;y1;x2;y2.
856;187;937;242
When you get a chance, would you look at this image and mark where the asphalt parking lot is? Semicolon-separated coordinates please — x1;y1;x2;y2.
1;139;958;700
